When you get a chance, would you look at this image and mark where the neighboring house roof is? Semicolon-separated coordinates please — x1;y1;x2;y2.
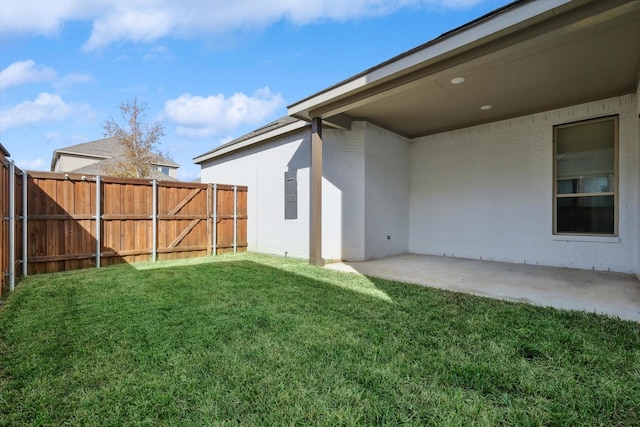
69;157;179;181
51;137;179;179
0;143;10;157
194;0;640;164
52;137;179;170
194;116;307;164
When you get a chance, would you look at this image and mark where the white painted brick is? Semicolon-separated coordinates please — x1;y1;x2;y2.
200;123;368;261
363;123;409;259
409;94;639;274
323;124;366;261
200;91;639;274
201;130;311;258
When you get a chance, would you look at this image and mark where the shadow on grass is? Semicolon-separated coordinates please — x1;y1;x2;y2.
130;252;394;303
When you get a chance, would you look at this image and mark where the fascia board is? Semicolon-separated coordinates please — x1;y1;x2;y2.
55;150;109;160
193;120;309;164
50;150;60;171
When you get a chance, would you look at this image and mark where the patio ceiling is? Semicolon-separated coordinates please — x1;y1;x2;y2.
289;0;640;139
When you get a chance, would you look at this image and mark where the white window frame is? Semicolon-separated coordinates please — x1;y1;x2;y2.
552;115;618;237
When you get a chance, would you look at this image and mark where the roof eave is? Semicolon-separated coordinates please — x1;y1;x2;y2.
151;159;180;167
287;0;575;119
54;150;110;160
0;143;10;157
194;120;309;164
50;150;59;171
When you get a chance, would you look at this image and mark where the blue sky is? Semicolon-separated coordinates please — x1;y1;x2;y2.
0;0;511;181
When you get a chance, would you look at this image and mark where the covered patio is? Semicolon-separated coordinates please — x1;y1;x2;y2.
327;254;640;322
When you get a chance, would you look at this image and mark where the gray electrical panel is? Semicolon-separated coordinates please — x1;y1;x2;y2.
285;170;297;219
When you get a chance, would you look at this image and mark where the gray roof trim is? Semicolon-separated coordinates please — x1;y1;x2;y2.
193;116;308;164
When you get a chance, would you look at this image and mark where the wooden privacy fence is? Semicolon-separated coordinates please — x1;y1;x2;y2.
1;145;24;299
0;163;247;298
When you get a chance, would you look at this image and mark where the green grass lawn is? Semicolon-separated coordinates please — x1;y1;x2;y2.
1;253;638;426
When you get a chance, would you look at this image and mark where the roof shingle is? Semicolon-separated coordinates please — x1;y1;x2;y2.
54;137;179;167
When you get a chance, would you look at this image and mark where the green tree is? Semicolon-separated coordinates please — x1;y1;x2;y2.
103;99;166;178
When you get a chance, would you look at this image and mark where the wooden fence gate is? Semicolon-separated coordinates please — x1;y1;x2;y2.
0;165;247;295
214;184;248;255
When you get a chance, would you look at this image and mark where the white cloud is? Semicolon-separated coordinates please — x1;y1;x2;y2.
0;60;92;91
0;0;485;50
44;132;60;144
164;87;285;138
83;5;175;52
0;60;57;90
0;93;92;132
143;45;173;61
55;72;93;88
0;0;93;35
16;158;46;171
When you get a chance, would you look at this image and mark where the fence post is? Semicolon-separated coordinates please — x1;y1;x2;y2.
206;184;211;256
95;175;101;268
212;184;217;256
8;160;15;291
233;185;237;253
22;171;27;276
152;179;157;262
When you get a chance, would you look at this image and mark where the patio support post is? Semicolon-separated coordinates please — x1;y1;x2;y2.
309;117;324;266
22;170;27;276
8;160;15;291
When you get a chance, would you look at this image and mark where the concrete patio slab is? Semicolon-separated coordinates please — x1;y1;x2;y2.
326;254;640;322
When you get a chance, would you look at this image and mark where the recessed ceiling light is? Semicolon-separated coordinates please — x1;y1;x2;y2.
450;77;465;85
480;105;493;111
